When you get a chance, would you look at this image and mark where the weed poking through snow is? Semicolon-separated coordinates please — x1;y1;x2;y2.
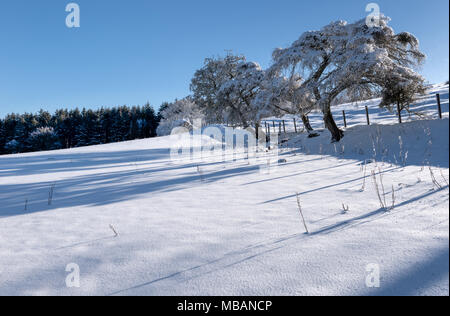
197;165;205;182
371;170;395;211
390;185;396;210
109;224;119;237
360;161;368;192
439;169;449;187
398;136;408;167
428;166;443;190
48;183;56;206
296;193;309;234
342;203;350;214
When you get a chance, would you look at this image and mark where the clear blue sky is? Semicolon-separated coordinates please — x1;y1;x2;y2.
0;0;448;117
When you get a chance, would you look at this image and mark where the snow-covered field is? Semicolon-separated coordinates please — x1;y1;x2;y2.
0;85;448;296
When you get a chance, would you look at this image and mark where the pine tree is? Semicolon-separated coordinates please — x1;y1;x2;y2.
0;119;6;155
1;103;159;155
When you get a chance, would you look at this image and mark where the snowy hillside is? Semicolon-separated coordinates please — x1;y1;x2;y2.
0;85;448;296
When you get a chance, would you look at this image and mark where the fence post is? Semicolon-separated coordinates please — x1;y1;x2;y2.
282;120;286;133
342;110;347;128
437;94;442;119
255;122;260;141
397;102;402;124
293;118;298;133
365;106;370;126
272;121;276;133
279;122;282;134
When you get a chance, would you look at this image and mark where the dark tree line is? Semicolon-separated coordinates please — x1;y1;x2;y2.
0;104;160;155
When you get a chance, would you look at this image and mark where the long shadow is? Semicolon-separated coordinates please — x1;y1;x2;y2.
310;185;449;236
109;183;449;296
261;166;402;204
55;236;116;251
242;160;355;186
0;148;171;177
364;246;449;296
108;233;305;296
0;159;260;218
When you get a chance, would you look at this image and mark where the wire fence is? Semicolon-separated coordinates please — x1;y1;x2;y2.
261;93;448;136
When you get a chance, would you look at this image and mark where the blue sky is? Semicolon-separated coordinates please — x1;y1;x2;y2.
0;0;448;117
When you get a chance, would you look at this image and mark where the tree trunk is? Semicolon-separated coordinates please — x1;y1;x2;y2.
301;115;314;132
323;107;344;142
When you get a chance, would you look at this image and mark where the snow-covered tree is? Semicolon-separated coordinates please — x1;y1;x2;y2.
270;16;426;142
157;97;203;136
27;127;61;151
4;139;21;154
190;53;246;124
257;71;317;132
218;61;265;128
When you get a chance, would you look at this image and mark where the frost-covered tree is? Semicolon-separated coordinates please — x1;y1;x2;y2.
270;16;426;142
4;139;20;154
218;61;265;128
27;127;61;151
257;70;317;132
157;97;203;136
190;53;246;124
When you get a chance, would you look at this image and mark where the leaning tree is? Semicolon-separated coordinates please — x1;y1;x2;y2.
270;15;426;142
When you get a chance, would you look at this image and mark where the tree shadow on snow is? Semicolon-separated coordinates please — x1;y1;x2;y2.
363;246;449;296
0;150;260;218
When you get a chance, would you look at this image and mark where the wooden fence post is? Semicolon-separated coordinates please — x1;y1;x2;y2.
365;106;370;126
342;110;347;128
293;118;298;133
273;121;276;133
282;120;286;134
279;122;282;134
255;122;260;141
397;102;402;124
437;94;442;119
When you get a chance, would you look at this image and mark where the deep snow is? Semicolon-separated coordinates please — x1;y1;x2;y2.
0;85;448;296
